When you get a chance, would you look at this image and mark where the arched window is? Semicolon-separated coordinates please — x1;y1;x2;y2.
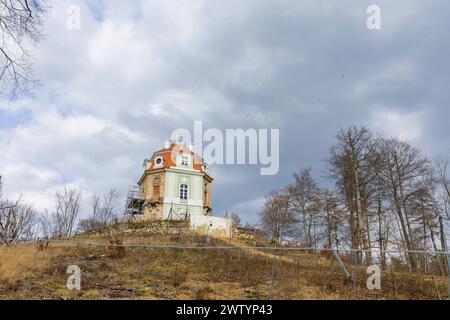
180;184;188;200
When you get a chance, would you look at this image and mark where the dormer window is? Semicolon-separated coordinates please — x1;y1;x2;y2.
181;156;189;166
154;156;164;167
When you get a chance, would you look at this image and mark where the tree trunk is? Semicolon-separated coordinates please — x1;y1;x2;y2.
377;196;387;269
429;222;445;276
438;215;448;275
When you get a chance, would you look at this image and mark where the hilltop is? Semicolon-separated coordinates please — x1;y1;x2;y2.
0;221;447;300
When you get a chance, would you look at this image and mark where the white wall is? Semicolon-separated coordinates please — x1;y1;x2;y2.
163;168;205;219
190;215;232;238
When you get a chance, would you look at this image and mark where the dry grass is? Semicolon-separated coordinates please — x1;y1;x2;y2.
0;243;66;281
0;227;448;300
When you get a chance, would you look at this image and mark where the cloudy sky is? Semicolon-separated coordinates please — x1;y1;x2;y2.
1;0;450;224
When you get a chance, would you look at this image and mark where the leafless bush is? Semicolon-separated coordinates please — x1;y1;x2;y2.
0;176;38;244
230;212;241;227
0;201;38;244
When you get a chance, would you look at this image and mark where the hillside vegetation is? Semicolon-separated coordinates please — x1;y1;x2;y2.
0;221;447;300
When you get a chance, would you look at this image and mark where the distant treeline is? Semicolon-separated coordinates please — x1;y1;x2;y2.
0;178;120;245
259;126;450;273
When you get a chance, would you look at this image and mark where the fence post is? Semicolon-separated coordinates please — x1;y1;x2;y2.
443;235;450;300
333;249;351;280
352;269;357;300
268;250;277;299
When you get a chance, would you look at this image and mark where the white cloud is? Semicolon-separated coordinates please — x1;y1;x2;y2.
0;106;148;215
369;106;424;142
0;0;447;223
350;60;416;100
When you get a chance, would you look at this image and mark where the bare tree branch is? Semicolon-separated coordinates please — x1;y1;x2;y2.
0;0;47;97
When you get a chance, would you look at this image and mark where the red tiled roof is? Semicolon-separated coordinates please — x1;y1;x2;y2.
146;143;207;173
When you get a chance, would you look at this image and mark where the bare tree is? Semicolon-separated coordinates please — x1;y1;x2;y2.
98;188;120;225
0;176;37;244
435;156;450;220
36;209;55;238
372;182;391;269
53;186;82;238
290;167;320;246
434;156;450;273
259;189;297;245
321;189;342;250
0;202;37;244
377;138;432;270
327;126;379;264
230;212;241;227
78;188;121;233
0;0;47;97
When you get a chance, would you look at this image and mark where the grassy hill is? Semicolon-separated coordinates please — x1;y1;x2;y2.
0;221;448;300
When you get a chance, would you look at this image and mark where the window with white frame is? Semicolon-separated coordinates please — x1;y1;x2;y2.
180;184;188;200
154;156;164;167
181;156;189;166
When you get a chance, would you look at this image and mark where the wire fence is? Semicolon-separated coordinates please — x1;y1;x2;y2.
1;237;449;300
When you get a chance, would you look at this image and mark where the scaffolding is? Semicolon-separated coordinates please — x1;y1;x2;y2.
124;186;191;221
124;185;146;218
